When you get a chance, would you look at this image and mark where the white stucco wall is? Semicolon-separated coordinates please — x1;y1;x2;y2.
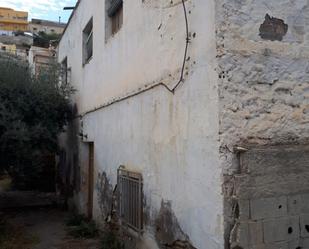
58;0;223;248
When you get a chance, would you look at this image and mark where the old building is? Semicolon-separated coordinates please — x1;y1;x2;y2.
28;46;56;76
57;0;309;248
0;42;16;55
29;19;66;35
0;35;32;59
0;7;28;35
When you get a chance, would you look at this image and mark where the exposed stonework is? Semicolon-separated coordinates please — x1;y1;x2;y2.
216;1;309;248
225;146;309;249
216;0;309;157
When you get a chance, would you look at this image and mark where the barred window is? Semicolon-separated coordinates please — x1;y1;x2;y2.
117;167;143;234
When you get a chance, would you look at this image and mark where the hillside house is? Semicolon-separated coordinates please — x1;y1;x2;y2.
57;0;309;248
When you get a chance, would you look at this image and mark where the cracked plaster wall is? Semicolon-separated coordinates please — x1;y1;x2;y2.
59;0;223;248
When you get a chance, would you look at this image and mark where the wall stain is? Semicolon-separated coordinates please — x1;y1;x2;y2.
155;200;196;249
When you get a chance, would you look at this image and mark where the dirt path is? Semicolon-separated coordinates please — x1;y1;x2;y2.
2;208;100;249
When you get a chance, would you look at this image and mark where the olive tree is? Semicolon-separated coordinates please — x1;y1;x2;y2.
0;53;74;190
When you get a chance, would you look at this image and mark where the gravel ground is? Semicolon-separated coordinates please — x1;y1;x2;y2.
2;208;100;249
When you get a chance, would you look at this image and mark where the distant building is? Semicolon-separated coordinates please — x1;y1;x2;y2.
0;42;16;54
29;19;66;35
28;46;56;76
0;7;28;35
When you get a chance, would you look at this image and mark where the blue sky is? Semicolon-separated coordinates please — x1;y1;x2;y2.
0;0;77;23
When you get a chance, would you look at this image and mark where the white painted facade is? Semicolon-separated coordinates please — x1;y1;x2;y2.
58;0;223;248
58;0;309;248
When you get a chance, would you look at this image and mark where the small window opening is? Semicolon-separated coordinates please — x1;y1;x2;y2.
83;18;93;64
117;167;143;234
106;0;123;39
61;57;68;85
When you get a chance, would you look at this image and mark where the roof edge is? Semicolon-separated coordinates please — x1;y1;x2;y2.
58;0;82;46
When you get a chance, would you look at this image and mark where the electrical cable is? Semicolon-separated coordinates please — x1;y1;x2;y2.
80;0;190;118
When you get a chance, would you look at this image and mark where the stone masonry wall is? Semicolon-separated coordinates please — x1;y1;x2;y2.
216;1;309;248
226;146;309;249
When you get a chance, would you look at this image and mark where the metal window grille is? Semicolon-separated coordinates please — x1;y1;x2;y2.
117;167;143;234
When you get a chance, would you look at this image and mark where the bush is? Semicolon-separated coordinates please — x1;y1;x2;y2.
66;214;98;239
0;53;74;190
100;231;124;249
65;214;87;227
68;220;99;239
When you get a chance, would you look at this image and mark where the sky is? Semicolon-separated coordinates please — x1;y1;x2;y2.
0;0;77;23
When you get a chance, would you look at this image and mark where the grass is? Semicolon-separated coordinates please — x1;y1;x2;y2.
65;214;98;239
65;214;124;249
0;175;12;191
0;216;39;249
100;231;124;249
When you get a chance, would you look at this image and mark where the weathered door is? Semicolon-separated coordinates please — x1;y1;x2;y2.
87;142;94;219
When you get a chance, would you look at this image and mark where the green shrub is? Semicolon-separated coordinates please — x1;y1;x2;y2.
65;214;87;227
68;220;98;239
0;54;74;190
100;231;124;249
66;214;98;239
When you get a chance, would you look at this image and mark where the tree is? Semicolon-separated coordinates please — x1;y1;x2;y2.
0;53;74;190
34;31;62;48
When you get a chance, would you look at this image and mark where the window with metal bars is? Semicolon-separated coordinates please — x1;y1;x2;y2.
117;167;143;234
82;17;93;65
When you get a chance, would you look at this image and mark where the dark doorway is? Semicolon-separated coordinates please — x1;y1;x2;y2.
87;142;94;219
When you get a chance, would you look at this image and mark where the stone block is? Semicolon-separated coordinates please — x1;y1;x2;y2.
250;242;288;249
301;194;309;214
248;221;263;245
235;222;249;248
239;199;250;220
240;146;309;177
300;214;309;238
288;195;303;215
288;194;309;216
265;242;288;249
301;238;309;248
287;239;302;249
251;196;287;220
263;216;299;243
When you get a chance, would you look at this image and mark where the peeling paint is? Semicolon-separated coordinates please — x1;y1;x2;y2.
96;172;113;220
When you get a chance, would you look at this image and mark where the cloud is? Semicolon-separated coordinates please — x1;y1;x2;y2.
0;0;75;21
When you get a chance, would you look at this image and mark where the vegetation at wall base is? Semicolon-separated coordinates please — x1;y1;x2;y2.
0;215;39;249
100;231;124;249
0;53;74;191
66;214;99;239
